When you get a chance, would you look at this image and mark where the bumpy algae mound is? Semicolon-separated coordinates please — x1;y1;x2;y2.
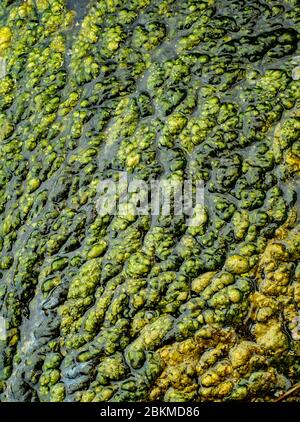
0;0;299;402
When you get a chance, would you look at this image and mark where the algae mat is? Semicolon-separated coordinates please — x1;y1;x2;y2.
0;0;299;402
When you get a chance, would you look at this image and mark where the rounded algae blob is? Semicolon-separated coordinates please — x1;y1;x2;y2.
0;0;299;404
0;27;11;55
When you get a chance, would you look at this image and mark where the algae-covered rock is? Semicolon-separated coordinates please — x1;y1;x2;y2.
0;0;299;403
